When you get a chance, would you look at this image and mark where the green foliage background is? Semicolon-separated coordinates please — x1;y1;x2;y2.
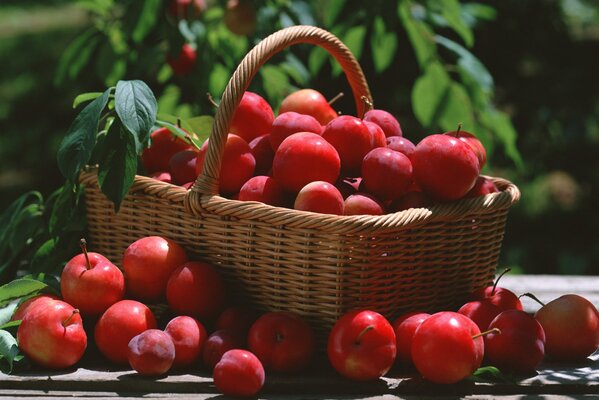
0;0;598;278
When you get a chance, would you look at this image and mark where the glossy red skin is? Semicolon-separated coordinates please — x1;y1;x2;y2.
142;128;193;173
224;0;257;36
294;181;344;215
362;148;413;201
279;89;338;125
458;300;502;331
470;286;523;312
328;310;396;381
123;236;188;303
203;329;246;370
322;116;378;177
335;177;361;199
12;294;60;322
412;134;480;201
149;171;172;184
167;44;197;76
229;92;274;142
248;134;275;176
169;149;199;185
273;132;340;193
485;310;546;374
128;329;175;376
535;294;599;361
168;0;206;19
389;191;433;212
363;109;402;137
270;112;322;151
248;311;315;372
465;176;499;198
445;130;487;168
392;312;431;367
95;300;157;364
214;349;265;397
196;134;256;195
17;299;87;369
166;261;226;320
363;120;387;149
216;307;258;337
239;175;286;207
344;193;384;216
61;252;125;316
412;311;483;384
386;136;416;159
165;316;208;367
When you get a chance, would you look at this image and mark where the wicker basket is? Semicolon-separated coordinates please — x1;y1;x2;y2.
79;25;520;337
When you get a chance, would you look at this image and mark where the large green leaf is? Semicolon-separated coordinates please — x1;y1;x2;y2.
72;92;103;109
332;26;367;77
57;89;111;183
440;0;474;47
398;1;436;67
308;47;328;77
208;64;231;98
115;80;158;152
481;108;524;169
48;182;86;235
438;82;475;131
259;65;290;107
54;29;99;86
0;303;18;328
0;330;19;373
0;192;43;256
8;204;44;253
371;17;398;73
0;279;48;308
411;62;451;128
97;121;138;212
185;116;214;144
321;0;345;26
131;0;161;43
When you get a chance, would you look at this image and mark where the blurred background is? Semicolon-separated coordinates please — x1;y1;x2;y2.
0;0;597;276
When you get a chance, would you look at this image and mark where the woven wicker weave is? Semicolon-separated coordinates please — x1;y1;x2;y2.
80;26;520;337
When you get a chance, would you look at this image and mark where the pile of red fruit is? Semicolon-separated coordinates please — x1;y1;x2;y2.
14;236;599;397
142;88;497;215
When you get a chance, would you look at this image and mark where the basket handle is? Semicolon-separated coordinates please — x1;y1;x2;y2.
191;25;373;196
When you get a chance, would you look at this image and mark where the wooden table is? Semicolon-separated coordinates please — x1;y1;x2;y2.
1;275;598;399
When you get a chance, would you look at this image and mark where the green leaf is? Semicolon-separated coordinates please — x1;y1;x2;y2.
29;238;62;274
0;303;19;328
321;0;345;26
96;43;127;87
308;47;328;77
131;0;161;43
398;1;436;67
0;279;48;308
411;62;451;128
8;204;44;253
481;108;523;169
72;92;103;109
0;192;43;257
332;26;367;77
48;182;86;235
371;17;398;73
208;64;231;98
155;120;200;149
0;321;20;331
259;65;290;106
97;120;138;212
57;89;111;183
185;116;214;143
281;53;310;85
440;0;474;47
0;330;19;373
115;80;158;152
54;29;99;86
469;366;515;383
438;82;475;132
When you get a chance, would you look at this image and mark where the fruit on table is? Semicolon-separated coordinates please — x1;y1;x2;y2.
485;310;546;374
167;44;197;76
470;268;523;312
128;329;176;376
363;109;402;138
248;311;315;372
270;111;322;151
94;299;157;364
411;134;480;201
169;149;199;185
224;0;257;36
361;147;413;201
196;134;256;195
392;312;431;368
328;310;396;381
168;0;206;20
238;175;287;207
248;134;275;176
229;91;274;143
123;236;188;303
165;316;208;368
534;294;599;361
213;349;265;397
294;181;344;215
17;299;87;369
343;193;384;215
142;127;193;173
322;115;381;177
166;261;226;320
386;136;415;158
411;311;484;384
61;239;124;316
279;89;338;125
272;132;340;193
458;300;503;332
203;329;246;370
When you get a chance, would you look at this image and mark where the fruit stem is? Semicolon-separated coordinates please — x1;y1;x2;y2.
62;309;80;327
520;292;546;307
206;92;219;108
472;327;501;340
328;92;344;106
355;325;374;345
455;123;463;137
176;118;182;129
492;268;511;296
360;95;374;114
80;238;91;270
